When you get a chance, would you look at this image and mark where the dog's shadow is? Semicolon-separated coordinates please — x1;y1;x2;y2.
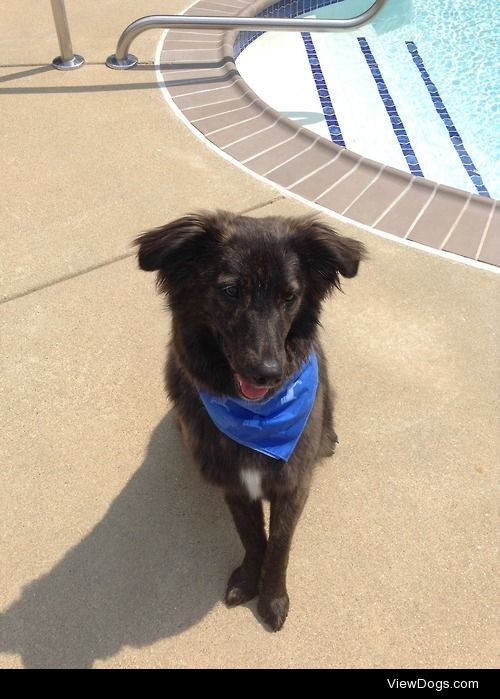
0;413;242;668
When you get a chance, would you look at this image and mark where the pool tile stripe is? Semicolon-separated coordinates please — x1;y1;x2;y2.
406;41;490;198
357;37;423;178
233;0;348;57
301;32;346;147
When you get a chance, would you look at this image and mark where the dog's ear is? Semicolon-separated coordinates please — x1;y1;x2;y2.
134;212;224;292
289;216;366;296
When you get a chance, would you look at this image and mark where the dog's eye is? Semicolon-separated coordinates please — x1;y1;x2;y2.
221;285;239;299
284;291;297;305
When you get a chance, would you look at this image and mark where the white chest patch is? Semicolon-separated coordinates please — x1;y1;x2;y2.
240;468;263;500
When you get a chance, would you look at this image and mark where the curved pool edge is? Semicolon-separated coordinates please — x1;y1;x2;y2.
158;0;500;271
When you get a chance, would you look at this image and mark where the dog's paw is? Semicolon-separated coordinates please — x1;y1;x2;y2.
320;430;338;458
324;443;337;457
225;566;259;607
257;593;290;631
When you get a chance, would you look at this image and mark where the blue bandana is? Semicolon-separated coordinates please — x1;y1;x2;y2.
198;353;318;461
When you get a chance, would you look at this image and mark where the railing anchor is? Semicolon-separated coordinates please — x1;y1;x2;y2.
106;54;138;70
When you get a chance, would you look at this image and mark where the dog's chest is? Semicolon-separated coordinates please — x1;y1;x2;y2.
240;468;263;500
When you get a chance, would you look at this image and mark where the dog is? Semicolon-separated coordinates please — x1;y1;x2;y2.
135;211;365;631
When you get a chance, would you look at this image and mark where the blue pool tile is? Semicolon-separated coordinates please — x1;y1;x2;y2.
301;32;346;147
405;40;490;197
357;38;424;178
234;0;351;58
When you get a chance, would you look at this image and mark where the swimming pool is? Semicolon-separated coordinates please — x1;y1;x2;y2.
159;0;499;268
236;0;499;199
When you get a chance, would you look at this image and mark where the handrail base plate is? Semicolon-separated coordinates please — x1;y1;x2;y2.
106;53;139;70
52;54;85;70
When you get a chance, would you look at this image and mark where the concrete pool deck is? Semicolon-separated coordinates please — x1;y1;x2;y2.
1;1;499;669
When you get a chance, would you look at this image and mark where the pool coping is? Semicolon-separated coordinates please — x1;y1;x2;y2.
159;0;499;268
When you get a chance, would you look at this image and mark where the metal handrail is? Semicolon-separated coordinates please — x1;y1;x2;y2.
106;0;387;69
50;0;84;70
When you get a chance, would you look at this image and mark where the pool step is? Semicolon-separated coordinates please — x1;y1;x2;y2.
302;32;491;198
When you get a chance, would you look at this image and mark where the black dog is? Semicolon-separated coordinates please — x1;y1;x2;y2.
135;211;365;630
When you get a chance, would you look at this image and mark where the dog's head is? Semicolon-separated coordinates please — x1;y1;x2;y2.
135;211;365;400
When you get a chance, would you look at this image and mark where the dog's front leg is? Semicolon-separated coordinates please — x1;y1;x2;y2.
258;487;309;631
224;494;267;607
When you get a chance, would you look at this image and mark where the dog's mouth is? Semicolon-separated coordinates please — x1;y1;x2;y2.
235;374;271;401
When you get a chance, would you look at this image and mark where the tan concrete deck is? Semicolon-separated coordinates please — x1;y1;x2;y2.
1;1;498;669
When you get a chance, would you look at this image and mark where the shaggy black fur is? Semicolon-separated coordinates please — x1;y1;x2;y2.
135;211;365;630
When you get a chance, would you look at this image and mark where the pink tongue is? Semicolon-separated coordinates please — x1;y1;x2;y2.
236;375;270;400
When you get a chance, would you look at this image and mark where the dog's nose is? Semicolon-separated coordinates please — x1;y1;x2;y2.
252;359;283;386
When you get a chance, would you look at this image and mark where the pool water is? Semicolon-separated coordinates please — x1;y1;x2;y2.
236;0;499;198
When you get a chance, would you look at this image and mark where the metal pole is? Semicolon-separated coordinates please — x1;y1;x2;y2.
106;0;387;69
50;0;85;70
